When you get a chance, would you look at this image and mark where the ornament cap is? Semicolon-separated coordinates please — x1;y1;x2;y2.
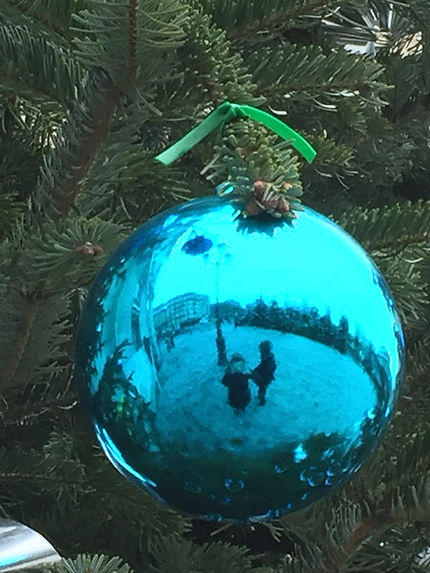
0;519;61;571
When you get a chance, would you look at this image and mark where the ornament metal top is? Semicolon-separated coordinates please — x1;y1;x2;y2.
75;103;404;522
0;519;61;572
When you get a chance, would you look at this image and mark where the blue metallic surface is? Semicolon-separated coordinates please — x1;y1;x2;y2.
75;196;405;521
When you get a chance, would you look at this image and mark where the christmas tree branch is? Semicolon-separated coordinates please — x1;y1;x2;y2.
0;15;84;109
321;514;391;572
0;69;75;110
247;43;384;105
0;289;72;390
6;0;71;38
336;201;430;251
58;0;138;218
224;0;339;40
176;6;261;107
1;294;40;389
57;83;124;218
372;233;430;253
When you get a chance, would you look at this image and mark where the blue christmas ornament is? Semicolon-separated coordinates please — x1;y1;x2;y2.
75;195;404;522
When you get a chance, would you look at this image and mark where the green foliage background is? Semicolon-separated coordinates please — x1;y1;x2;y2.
0;1;429;571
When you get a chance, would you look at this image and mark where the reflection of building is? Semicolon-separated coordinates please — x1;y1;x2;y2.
154;293;210;333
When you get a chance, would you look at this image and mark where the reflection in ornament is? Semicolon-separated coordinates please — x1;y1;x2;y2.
225;478;245;492
182;234;213;255
76;196;404;521
0;519;61;572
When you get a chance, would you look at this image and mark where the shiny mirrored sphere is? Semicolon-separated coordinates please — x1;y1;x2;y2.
76;196;404;521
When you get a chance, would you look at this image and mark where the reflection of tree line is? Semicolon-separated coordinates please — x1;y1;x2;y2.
92;344;160;454
218;298;395;423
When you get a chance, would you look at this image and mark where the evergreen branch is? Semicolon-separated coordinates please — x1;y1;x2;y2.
0;380;75;429
56;1;139;218
0;192;25;239
0;71;74;112
1;293;39;390
0;435;86;501
338;523;429;572
348;426;430;534
6;0;71;38
149;537;257;572
321;514;391;572
32;70;118;219
0;217;124;390
61;555;133;573
201;0;341;40
0;290;71;390
282;501;393;573
78;144;190;222
72;0;186;84
172;4;262;107
336;200;430;251
5;1;96;41
56;79;125;218
407;328;430;378
0;471;81;486
22;217;126;288
204;119;304;216
0;13;84;108
246;43;385;104
305;134;354;174
36;0;186;219
374;255;428;327
126;0;138;93
373;232;430;253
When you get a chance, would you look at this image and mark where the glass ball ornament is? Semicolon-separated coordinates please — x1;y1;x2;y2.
75;195;405;522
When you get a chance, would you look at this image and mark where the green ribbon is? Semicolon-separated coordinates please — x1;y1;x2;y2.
155;102;317;165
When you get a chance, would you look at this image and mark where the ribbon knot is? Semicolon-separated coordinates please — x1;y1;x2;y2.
155;102;316;166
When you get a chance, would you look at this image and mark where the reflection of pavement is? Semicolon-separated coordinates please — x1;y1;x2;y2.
155;323;376;456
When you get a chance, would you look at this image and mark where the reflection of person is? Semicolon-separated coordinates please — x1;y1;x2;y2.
251;340;276;406
165;330;175;351
222;353;251;415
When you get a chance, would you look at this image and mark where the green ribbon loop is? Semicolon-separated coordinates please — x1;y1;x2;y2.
155;102;317;166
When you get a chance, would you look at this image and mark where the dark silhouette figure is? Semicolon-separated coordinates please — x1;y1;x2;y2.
165;330;175;351
222;353;251;414
251;340;276;406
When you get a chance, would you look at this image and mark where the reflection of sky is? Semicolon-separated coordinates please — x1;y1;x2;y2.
151;201;401;375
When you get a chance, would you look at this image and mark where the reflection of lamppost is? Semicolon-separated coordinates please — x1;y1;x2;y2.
182;234;232;366
208;242;232;366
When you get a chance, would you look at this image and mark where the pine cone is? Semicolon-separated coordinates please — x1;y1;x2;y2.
277;196;290;213
253;179;267;193
74;242;103;256
246;198;263;216
247;179;292;218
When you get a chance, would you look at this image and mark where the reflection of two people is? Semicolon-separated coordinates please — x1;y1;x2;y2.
221;340;277;414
